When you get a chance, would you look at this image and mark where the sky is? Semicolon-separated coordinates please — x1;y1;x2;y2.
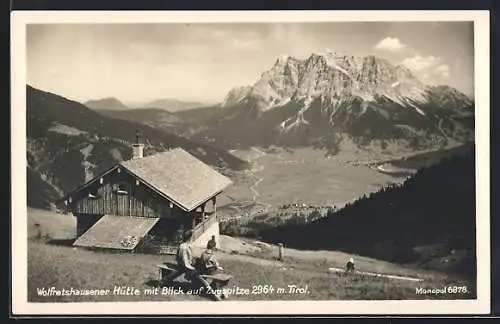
27;22;474;104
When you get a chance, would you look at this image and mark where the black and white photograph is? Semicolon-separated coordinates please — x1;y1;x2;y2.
11;11;490;315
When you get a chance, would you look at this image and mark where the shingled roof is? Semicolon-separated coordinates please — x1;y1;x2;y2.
119;148;232;211
73;215;160;250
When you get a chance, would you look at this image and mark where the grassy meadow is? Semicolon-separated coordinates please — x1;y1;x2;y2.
27;208;475;302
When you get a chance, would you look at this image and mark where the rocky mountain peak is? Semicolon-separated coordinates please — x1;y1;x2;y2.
222;51;430;112
208;50;474;154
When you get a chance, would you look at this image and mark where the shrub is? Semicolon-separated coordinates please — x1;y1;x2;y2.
135;235;160;254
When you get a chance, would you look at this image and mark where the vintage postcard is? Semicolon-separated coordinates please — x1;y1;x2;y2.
11;10;490;315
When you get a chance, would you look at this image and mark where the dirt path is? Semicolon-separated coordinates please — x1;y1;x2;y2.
220;147;270;221
247;147;272;212
249;165;264;201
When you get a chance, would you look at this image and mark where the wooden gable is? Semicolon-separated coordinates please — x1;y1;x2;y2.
66;166;181;219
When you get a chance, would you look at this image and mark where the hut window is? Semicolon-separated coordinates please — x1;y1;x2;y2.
113;182;129;195
88;187;100;199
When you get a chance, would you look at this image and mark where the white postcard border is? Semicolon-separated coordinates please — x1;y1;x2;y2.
11;10;491;315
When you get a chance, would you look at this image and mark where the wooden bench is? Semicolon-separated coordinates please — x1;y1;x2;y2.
157;263;183;285
199;273;233;301
156;263;233;301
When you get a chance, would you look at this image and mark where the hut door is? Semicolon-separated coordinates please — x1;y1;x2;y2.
117;194;130;216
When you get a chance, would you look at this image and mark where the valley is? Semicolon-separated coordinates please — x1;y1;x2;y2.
216;140;472;223
217;147;406;222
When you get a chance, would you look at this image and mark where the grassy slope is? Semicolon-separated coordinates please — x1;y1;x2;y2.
27;208;474;302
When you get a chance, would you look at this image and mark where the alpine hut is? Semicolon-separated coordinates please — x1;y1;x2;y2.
59;137;232;253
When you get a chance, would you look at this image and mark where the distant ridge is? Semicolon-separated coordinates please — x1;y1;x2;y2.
84;97;129;111
129;98;205;112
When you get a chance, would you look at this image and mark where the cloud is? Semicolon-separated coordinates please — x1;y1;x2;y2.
433;64;450;78
402;55;439;71
402;55;452;81
374;37;406;52
231;38;259;50
270;24;292;40
208;29;260;51
210;30;229;38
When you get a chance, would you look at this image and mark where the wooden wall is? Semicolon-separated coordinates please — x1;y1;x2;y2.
76;213;104;236
69;167;183;219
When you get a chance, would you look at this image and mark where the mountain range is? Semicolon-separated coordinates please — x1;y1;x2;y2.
128;98;205;112
84;97;205;112
189;51;474;153
92;51;474;155
84;97;129;111
96;108;185;134
26;85;248;209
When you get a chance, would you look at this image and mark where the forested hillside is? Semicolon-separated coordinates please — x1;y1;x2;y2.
261;148;476;279
26;85;249;208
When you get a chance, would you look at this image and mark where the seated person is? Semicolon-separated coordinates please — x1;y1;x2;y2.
176;231;227;299
196;247;227;299
196;247;223;275
176;230;198;280
345;257;355;273
207;235;217;250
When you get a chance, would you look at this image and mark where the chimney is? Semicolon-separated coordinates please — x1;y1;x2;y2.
132;130;144;159
84;165;93;183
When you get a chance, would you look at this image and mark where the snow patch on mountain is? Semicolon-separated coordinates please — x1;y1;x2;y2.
413;106;426;116
223;51;430;117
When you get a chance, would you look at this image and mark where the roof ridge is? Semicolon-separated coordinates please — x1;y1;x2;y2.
119;146;232;211
61;147;232;211
120;147;190;164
